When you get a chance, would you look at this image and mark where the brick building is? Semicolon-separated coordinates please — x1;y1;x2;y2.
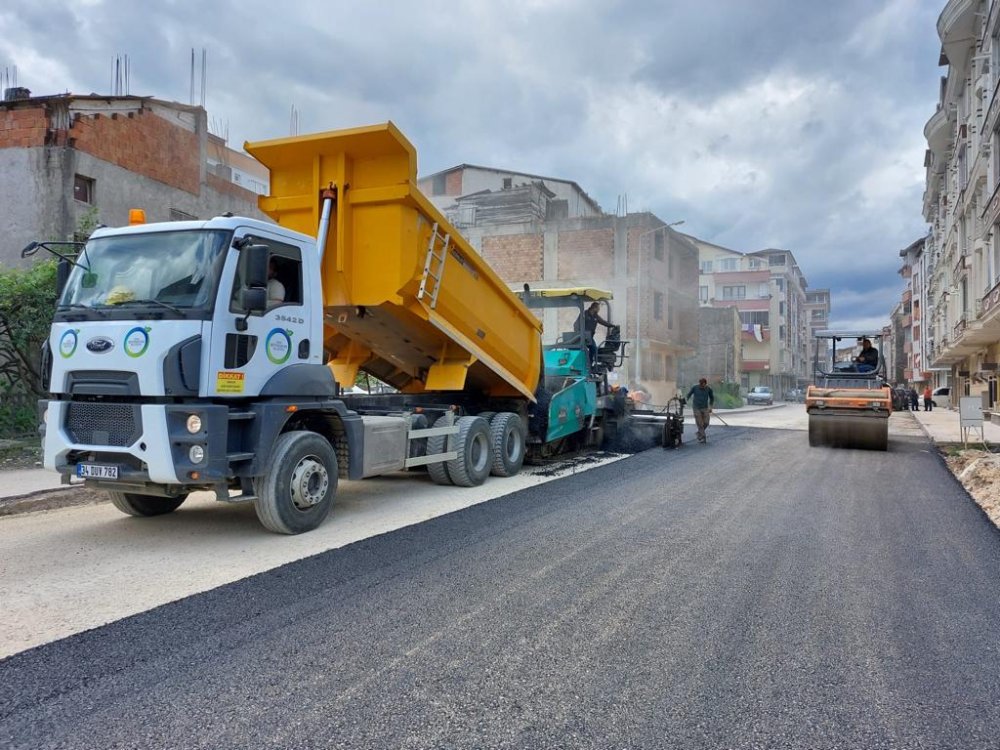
418;165;698;405
0;90;269;267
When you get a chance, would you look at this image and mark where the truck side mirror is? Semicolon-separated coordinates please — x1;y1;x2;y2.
244;244;269;289
241;287;267;313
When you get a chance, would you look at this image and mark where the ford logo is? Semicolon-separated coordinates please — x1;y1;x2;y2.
86;337;114;354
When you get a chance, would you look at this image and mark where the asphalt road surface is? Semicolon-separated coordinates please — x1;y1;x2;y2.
4;423;1000;748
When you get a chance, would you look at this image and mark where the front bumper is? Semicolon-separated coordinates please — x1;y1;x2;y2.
44;401;231;485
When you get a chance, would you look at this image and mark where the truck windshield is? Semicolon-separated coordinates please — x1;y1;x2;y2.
58;229;231;319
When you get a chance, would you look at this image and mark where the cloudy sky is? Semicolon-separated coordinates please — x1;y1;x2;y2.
0;0;944;329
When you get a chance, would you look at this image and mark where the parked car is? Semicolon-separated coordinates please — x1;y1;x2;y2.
932;386;950;408
746;386;773;405
787;387;806;403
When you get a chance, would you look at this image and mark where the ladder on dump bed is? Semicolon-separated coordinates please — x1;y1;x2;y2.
418;222;450;308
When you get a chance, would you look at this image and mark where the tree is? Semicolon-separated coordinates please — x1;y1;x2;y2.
0;259;58;397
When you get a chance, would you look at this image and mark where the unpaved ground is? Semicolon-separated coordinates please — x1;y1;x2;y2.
944;450;1000;527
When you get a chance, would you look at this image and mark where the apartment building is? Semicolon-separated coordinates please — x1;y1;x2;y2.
692;238;813;396
0;89;269;268
418;165;698;405
894;237;927;386
919;0;1000;408
804;288;832;372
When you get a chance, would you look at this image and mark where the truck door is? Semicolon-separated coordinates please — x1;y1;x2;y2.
207;231;312;398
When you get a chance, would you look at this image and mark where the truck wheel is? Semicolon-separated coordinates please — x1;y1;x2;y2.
489;412;525;477
253;431;337;534
477;411;496;424
448;416;492;487
109;492;187;517
426;415;454;486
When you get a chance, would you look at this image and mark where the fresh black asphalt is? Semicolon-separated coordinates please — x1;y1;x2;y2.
3;425;1000;748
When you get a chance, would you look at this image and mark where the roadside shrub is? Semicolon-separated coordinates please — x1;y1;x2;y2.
0;260;57;437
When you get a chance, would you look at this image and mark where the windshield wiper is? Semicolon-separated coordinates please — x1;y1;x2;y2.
56;302;108;318
111;298;186;315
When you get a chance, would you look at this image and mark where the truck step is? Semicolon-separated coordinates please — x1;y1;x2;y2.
228;411;256;421
227;452;255;462
218;493;258;504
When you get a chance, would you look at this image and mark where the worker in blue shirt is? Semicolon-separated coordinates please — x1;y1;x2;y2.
685;377;715;444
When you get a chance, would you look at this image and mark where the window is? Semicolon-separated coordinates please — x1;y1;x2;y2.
654;232;664;261
719;258;738;271
432;174;446;195
779;301;785;316
740;311;769;326
722;285;746;299
230;237;304;312
774;278;785;291
74;174;95;204
699;285;708;302
992;227;1000;287
502;177;513;190
654;291;664;320
769;255;786;266
699;260;713;273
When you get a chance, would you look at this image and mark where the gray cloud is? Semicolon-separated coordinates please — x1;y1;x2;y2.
0;0;945;329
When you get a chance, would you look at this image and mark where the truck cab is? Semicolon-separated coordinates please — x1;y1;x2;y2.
41;214;369;532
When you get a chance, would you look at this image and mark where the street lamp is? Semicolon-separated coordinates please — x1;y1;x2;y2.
634;220;684;383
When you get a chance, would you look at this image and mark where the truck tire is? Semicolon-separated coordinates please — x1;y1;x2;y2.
253;431;337;534
477;411;496;424
447;416;492;487
489;412;525;477
426;415;454;486
109;492;187;517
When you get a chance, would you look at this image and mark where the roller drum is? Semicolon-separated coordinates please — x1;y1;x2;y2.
808;413;888;451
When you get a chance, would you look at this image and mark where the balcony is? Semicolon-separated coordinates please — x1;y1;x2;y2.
938;0;977;67
924;105;952;158
979;276;1000;329
954;315;967;340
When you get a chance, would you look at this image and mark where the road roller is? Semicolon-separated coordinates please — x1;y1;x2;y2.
805;331;892;451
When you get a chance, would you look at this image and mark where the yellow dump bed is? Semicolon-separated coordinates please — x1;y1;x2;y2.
245;123;541;400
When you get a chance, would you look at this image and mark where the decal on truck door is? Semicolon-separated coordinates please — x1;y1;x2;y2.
265;328;293;365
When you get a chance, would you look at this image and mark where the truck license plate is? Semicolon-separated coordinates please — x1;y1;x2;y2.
76;463;119;479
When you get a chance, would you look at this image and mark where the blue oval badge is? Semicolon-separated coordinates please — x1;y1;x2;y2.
86;337;115;354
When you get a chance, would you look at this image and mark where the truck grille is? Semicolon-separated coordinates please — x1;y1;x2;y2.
65;402;141;447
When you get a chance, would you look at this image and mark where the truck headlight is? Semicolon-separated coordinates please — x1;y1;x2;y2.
186;414;203;434
189;445;205;464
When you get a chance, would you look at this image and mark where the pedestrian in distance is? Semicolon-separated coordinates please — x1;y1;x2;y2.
923;385;933;411
909;386;919;411
685;377;715;444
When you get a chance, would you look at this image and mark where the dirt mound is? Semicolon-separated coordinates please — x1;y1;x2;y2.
944;450;1000;526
